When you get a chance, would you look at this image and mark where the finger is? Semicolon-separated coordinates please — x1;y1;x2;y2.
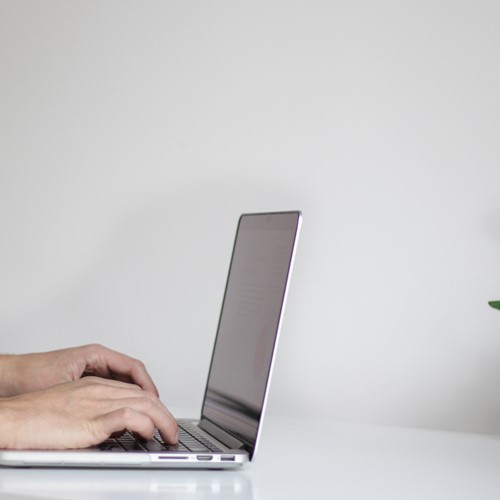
76;375;143;393
78;375;142;392
72;378;148;403
155;404;178;445
96;408;156;442
83;345;159;396
100;395;178;445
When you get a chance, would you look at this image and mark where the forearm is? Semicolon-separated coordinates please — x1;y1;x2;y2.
0;351;69;397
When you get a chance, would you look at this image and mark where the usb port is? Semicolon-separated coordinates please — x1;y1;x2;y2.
196;455;213;461
221;455;235;461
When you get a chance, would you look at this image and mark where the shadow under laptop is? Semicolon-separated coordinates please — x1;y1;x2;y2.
0;468;253;500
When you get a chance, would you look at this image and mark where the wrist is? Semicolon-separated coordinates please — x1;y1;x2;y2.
0;355;19;397
0;397;16;448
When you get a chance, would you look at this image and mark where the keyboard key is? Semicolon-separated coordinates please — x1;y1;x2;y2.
120;440;147;452
162;443;189;452
98;440;124;452
143;440;168;452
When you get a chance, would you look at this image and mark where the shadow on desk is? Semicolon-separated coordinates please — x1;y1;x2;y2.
0;468;253;500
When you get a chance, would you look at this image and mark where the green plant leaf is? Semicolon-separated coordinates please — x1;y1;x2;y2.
489;301;500;310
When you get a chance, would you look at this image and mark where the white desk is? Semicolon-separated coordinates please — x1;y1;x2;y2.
1;416;500;500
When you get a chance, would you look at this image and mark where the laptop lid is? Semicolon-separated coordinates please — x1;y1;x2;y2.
199;211;302;460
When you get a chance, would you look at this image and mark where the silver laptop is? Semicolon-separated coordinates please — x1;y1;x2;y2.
0;211;302;469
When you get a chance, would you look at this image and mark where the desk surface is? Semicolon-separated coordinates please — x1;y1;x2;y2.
1;416;500;500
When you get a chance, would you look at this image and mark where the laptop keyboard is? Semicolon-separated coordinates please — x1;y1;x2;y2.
98;421;222;453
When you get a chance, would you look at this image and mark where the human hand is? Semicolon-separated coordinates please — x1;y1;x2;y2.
0;344;159;397
0;376;178;449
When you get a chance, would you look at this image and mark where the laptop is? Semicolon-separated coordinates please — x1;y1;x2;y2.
0;211;302;469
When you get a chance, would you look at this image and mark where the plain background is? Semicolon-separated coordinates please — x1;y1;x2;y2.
1;0;500;435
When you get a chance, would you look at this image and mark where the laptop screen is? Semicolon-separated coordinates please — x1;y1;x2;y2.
201;212;301;456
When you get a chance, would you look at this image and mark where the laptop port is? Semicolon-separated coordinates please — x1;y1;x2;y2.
221;455;236;461
196;455;213;461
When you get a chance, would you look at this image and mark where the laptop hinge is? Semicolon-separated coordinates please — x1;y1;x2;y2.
198;418;247;450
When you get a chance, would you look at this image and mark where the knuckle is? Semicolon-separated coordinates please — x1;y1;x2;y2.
138;394;158;410
132;359;146;371
86;343;104;353
80;380;105;396
119;407;134;422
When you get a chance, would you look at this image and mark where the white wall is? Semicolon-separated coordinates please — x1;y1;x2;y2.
1;0;500;435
